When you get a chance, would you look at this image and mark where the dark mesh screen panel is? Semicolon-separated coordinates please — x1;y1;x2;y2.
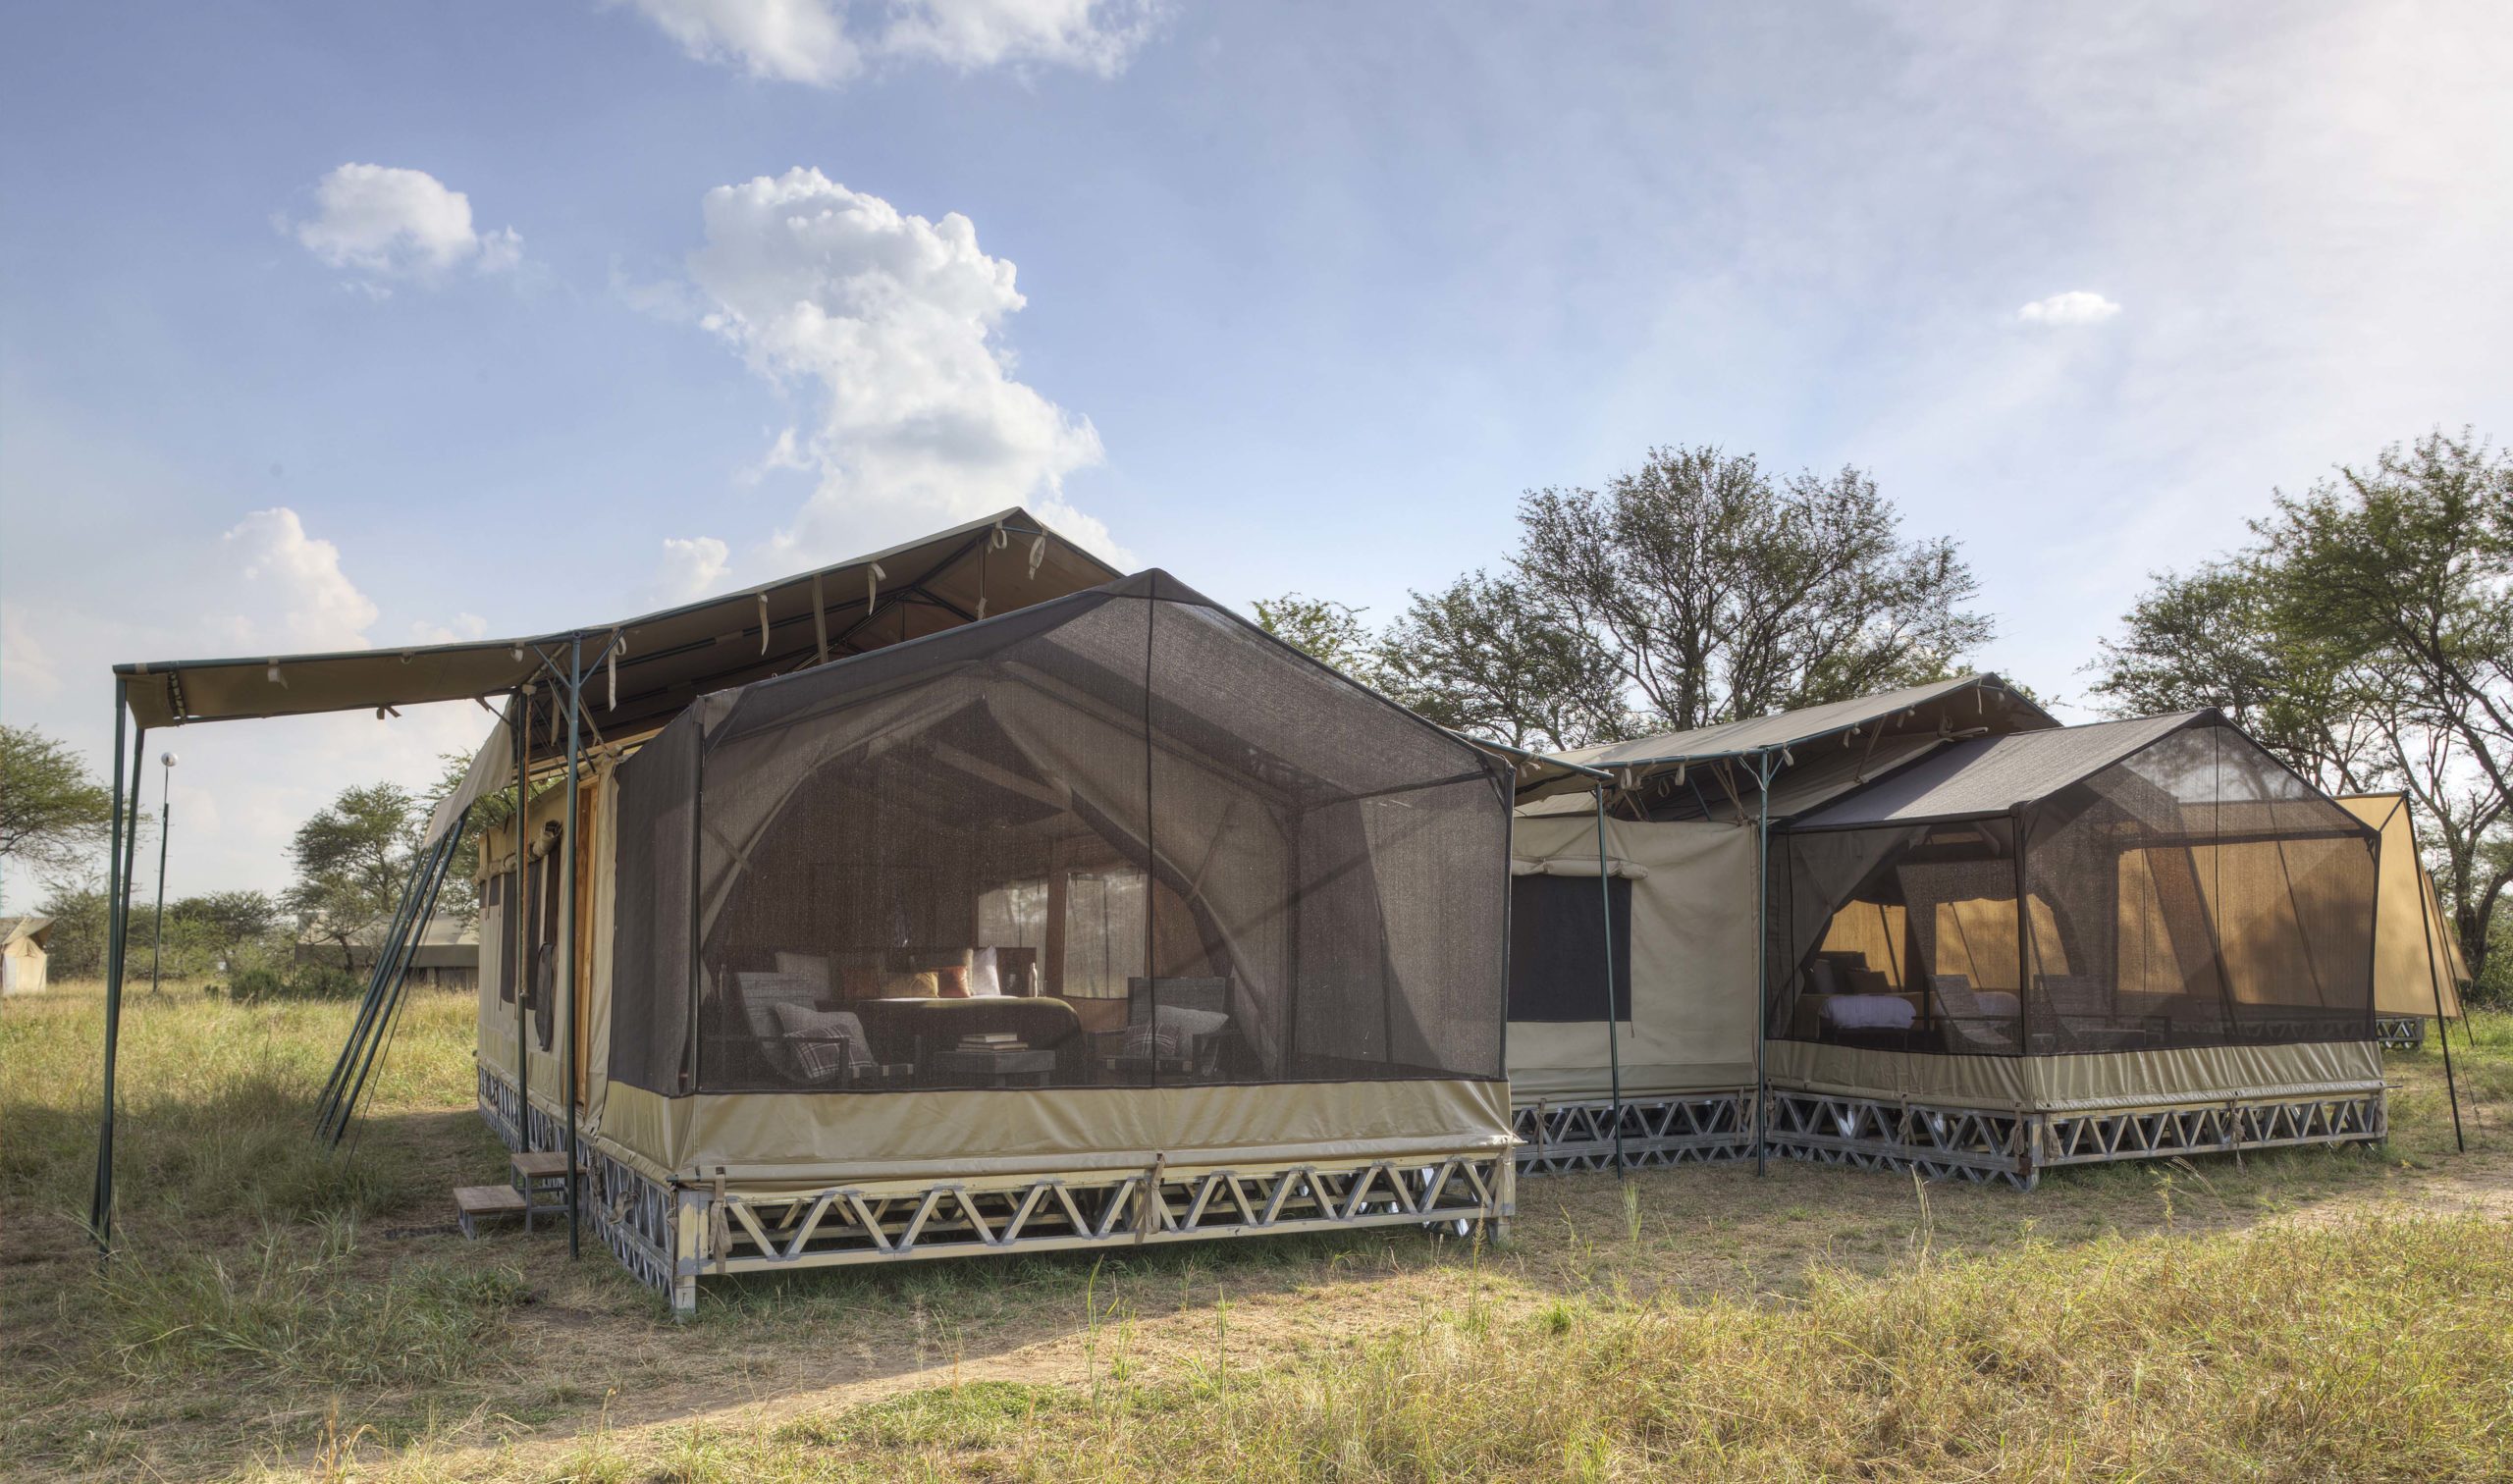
1771;718;2377;1057
2020;721;2375;1051
1507;875;1631;1023
607;710;698;1093
613;574;1510;1096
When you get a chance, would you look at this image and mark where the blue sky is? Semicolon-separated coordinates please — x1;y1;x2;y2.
5;1;2511;902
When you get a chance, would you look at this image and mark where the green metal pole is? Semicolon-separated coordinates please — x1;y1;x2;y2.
1753;752;1773;1178
561;636;584;1259
1595;782;1624;1176
87;683;132;1251
148;761;171;992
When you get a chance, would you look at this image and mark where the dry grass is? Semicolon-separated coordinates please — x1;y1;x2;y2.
4;983;2510;1481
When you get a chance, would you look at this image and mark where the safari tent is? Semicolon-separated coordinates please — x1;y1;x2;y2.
462;567;1514;1309
90;512;1513;1311
2336;793;2470;1045
2;916;53;994
1502;675;2058;1171
1764;711;2385;1187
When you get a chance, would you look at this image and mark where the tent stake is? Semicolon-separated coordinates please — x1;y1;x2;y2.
1594;783;1624;1177
86;682;133;1253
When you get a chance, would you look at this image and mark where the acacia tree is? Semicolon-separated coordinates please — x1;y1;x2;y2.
1251;594;1381;685
0;725;116;888
2091;429;2513;988
1515;447;1996;731
1375;571;1631;751
288;783;424;971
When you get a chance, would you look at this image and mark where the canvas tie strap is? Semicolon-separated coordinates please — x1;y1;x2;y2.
812;572;830;662
1134;1152;1168;1243
607;633;622;712
758;594;771;656
1027;534;1046;580
867;561;886;615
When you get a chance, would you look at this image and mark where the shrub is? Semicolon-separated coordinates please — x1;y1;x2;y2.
224;964;364;1003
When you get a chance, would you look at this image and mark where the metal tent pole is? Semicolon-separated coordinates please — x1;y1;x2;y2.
330;832;459;1145
512;689;530;1151
148;755;173;992
1752;753;1773;1178
561;635;584;1258
86;682;133;1252
2408;823;2465;1153
1594;782;1624;1176
317;832;435;1126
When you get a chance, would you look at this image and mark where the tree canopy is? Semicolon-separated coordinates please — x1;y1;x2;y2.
287;783;425;970
2091;428;2513;990
0;724;117;885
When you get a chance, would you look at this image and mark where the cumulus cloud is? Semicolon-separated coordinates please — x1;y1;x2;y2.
685;169;1122;564
2014;291;2122;327
214;508;382;653
616;0;1161;86
409;612;490;646
657;535;734;601
289;164;523;285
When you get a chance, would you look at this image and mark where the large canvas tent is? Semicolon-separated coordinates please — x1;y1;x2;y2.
1763;711;2386;1186
1503;675;2058;1171
466;568;1515;1309
87;513;1512;1300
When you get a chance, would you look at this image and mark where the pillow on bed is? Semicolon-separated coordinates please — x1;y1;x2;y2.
935;964;970;997
1822;994;1916;1031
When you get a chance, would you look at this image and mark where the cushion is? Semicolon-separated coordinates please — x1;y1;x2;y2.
1121;1005;1230;1059
770;1001;874;1081
775;952;831;994
882;970;940;999
935;964;970;998
1806;959;1842;997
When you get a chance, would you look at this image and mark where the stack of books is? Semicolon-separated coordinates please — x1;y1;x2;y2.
959;1031;1028;1053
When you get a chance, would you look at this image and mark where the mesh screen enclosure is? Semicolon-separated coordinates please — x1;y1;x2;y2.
1769;717;2378;1056
606;571;1512;1097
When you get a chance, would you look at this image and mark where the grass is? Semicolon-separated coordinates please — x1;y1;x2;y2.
3;982;2510;1480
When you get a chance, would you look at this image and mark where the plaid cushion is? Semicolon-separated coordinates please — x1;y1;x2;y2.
771;1001;875;1082
1121;1006;1229;1060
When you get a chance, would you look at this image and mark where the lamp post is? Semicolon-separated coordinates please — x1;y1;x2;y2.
148;752;176;993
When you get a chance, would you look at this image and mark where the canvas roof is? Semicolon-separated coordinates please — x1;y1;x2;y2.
1;917;54;949
1789;711;2208;829
114;508;1121;733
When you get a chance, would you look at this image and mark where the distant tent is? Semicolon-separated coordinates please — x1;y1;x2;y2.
2336;794;2468;1023
1;917;53;994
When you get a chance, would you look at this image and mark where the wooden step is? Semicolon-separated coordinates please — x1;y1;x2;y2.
510;1149;571;1180
454;1183;528;1239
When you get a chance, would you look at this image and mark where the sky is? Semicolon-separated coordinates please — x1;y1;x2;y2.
4;1;2512;905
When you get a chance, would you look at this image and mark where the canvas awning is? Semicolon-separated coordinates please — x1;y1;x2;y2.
1788;712;2206;829
1510;673;2057;809
113;508;1121;733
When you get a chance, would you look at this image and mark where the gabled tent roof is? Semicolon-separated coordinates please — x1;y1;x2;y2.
1;917;53;950
114;508;1121;732
1556;674;2053;772
1789;712;2205;829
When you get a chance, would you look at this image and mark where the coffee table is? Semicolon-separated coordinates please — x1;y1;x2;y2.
928;1047;1057;1087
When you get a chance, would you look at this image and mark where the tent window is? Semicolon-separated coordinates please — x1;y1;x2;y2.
1507;874;1631;1023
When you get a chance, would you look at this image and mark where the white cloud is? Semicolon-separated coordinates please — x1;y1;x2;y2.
410;612;490;646
2013;290;2122;327
0;603;62;701
657;535;734;601
215;508;382;653
685;169;1123;565
616;0;1161;86
289;164;522;284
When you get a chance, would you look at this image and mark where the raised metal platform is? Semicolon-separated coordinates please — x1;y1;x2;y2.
482;1067;1513;1314
2376;1015;2426;1050
1761;1086;2386;1191
1512;1090;1756;1174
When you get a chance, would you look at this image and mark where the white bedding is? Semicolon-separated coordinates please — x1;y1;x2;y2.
1823;993;1917;1031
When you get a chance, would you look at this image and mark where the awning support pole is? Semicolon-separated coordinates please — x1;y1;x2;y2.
1594;782;1624;1177
2412;831;2465;1153
86;681;133;1253
1751;751;1774;1178
510;690;530;1152
561;634;585;1258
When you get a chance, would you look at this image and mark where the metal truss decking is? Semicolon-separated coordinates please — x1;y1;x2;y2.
2376;1016;2426;1050
1512;1091;1755;1174
1760;1086;2385;1191
482;1068;1511;1314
